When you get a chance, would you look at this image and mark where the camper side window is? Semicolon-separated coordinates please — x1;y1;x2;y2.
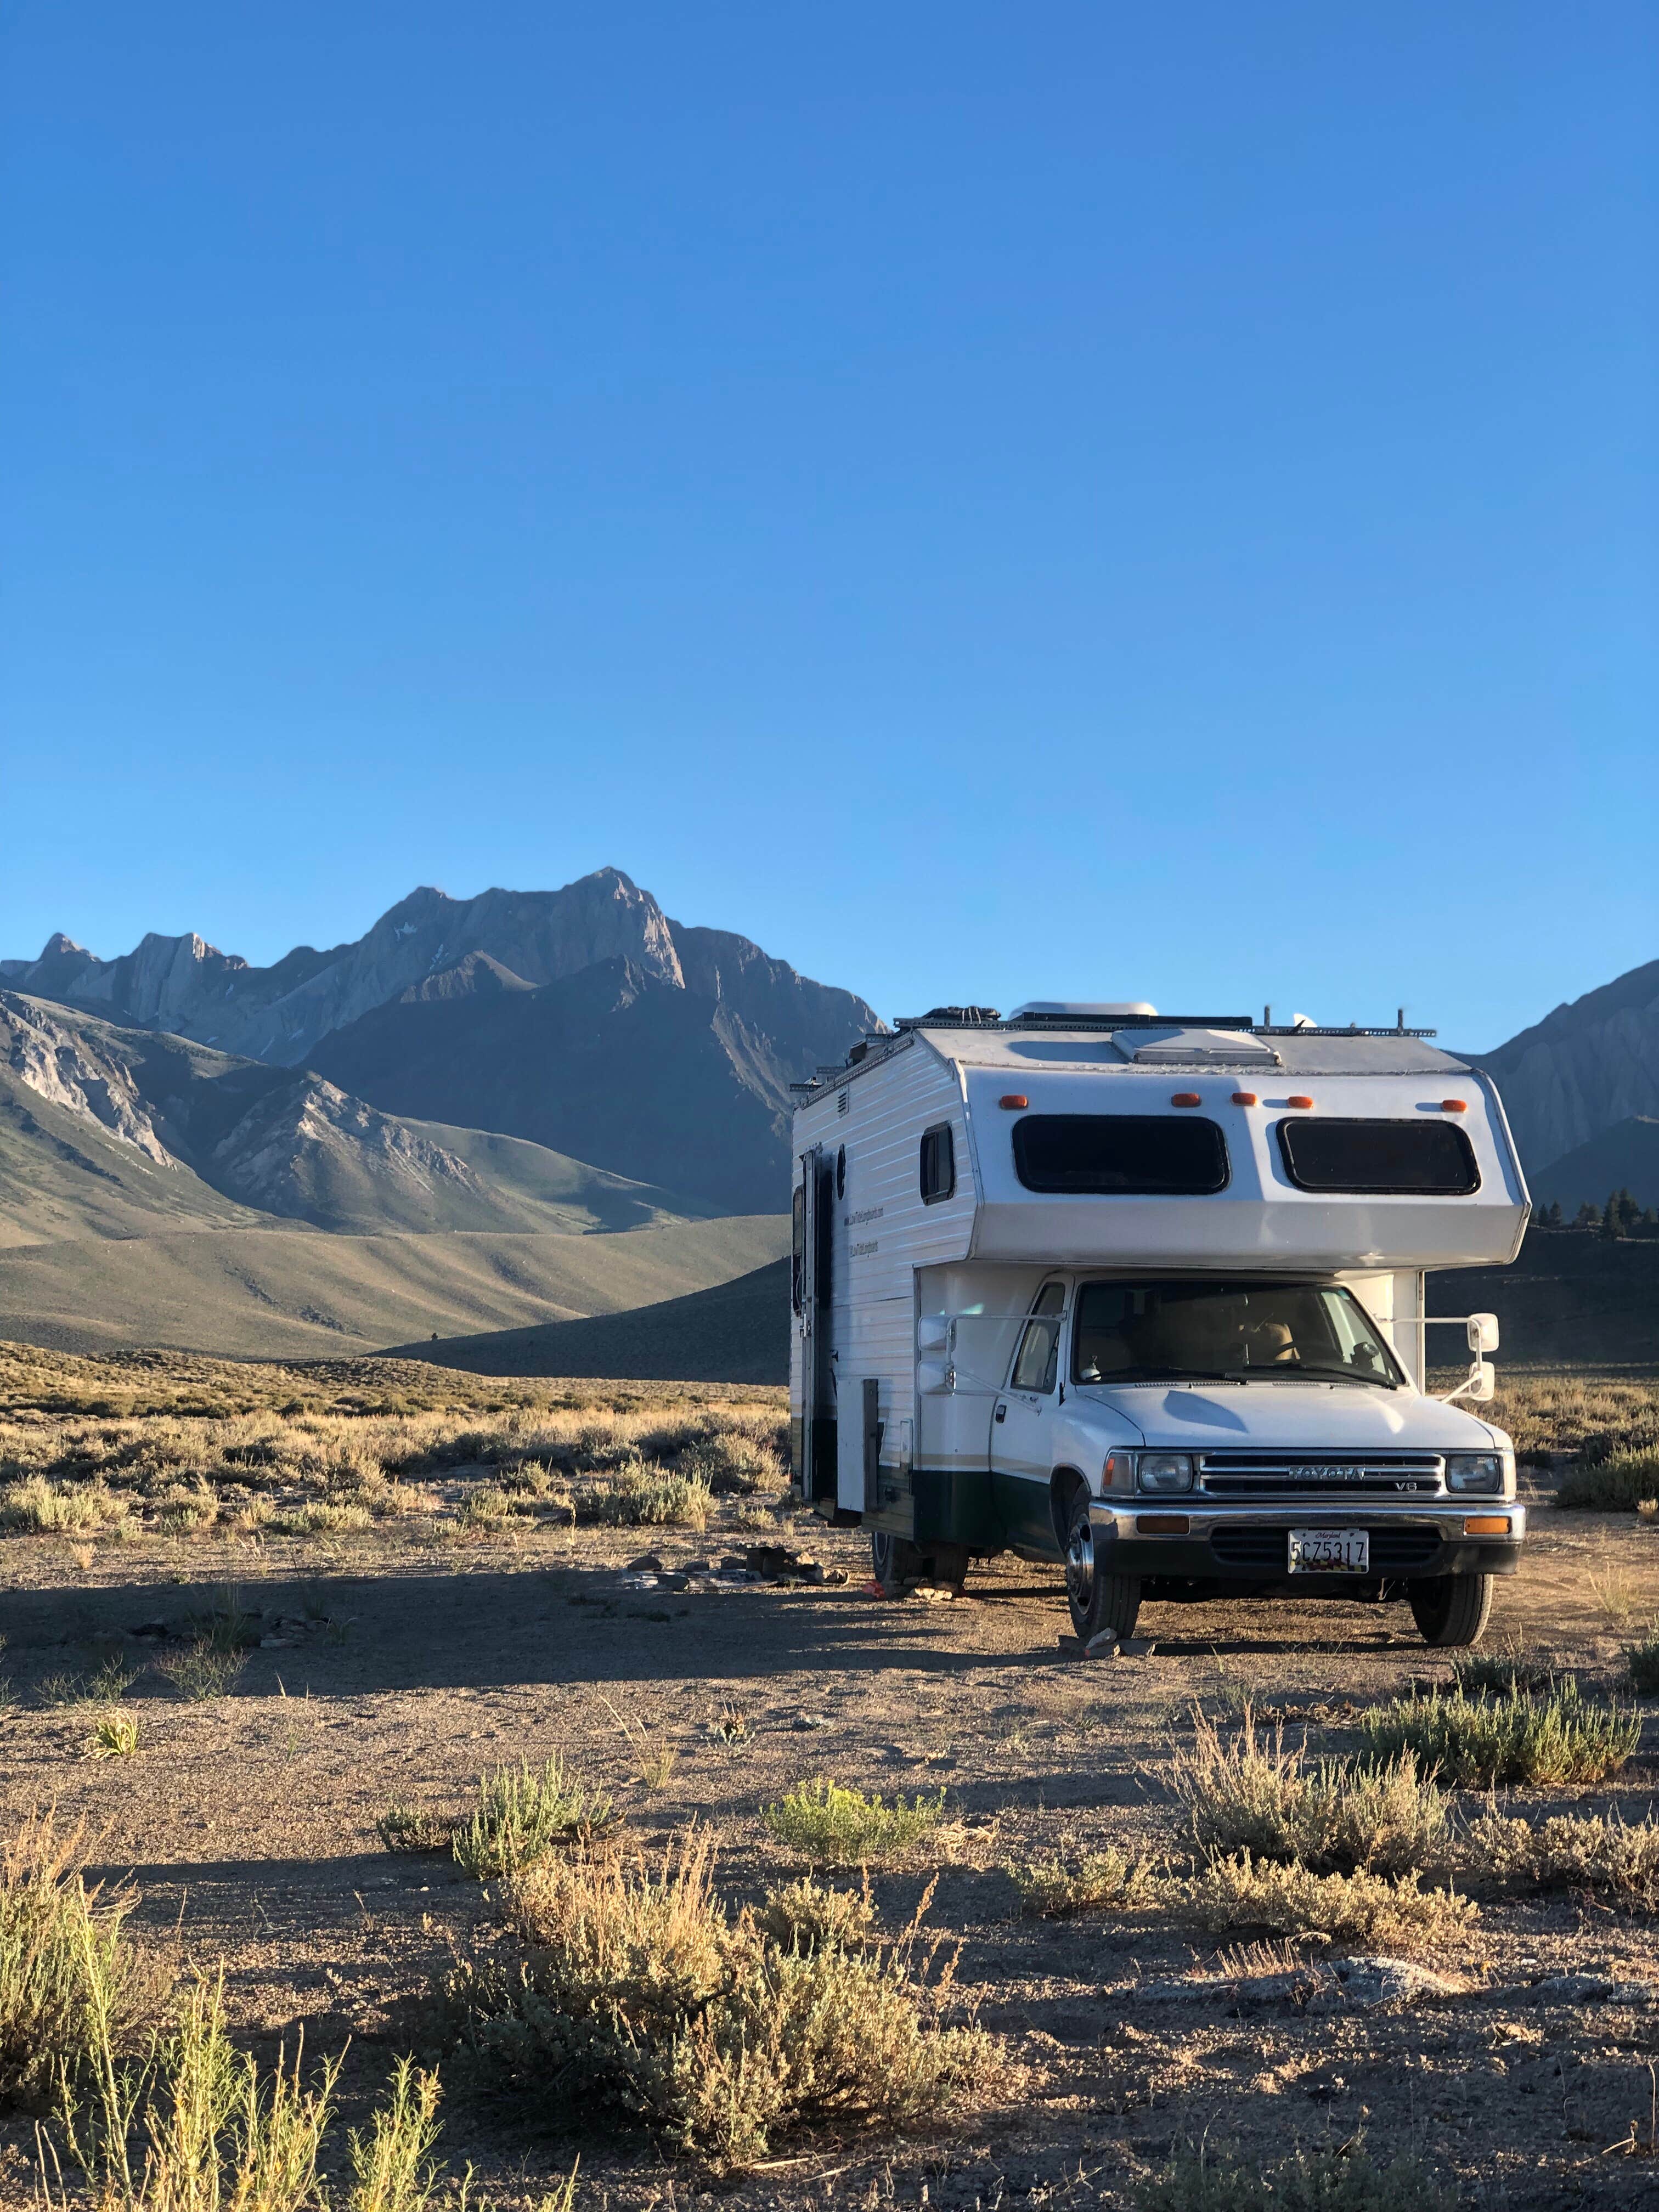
791;1181;806;1316
1011;1282;1066;1393
919;1124;956;1204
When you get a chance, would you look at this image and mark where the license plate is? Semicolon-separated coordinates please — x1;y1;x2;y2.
1288;1528;1370;1574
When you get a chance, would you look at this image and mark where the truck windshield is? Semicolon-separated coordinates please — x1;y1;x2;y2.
1072;1278;1403;1388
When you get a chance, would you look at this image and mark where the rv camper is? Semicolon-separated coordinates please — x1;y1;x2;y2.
789;1004;1529;1650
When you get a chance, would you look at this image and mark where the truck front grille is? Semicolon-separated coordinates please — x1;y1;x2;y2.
1209;1525;1444;1572
1197;1452;1443;1498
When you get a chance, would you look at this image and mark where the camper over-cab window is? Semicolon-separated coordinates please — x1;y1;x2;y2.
919;1124;955;1204
1013;1114;1228;1195
1278;1118;1480;1196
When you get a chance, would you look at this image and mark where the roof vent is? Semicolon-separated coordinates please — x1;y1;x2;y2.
1007;1000;1158;1020
917;1005;1000;1024
1115;1026;1282;1066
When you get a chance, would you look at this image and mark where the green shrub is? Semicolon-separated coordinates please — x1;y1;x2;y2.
1184;1853;1476;1955
443;1832;996;2166
1358;1679;1640;1788
1169;1710;1449;1876
758;1876;877;1954
763;1778;945;1866
0;1815;140;2111
1137;2142;1454;2212
452;1756;613;1880
1625;1628;1659;1696
0;1476;125;1533
156;1642;245;1702
1009;1848;1154;1918
90;1714;142;1759
1451;1643;1559;1697
1558;1449;1659;1510
590;1467;713;1530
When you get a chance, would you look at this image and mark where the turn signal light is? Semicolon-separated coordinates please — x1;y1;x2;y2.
1463;1515;1510;1537
1171;1092;1201;1108
1288;1095;1314;1109
1232;1091;1257;1106
998;1093;1028;1110
1136;1514;1189;1536
1442;1099;1468;1113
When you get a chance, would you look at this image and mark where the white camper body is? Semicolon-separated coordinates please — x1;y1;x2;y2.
788;1010;1530;1647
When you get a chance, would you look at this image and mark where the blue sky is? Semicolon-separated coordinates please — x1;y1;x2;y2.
2;3;1653;1049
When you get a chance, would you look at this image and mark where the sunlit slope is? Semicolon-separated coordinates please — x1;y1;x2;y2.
0;1216;790;1361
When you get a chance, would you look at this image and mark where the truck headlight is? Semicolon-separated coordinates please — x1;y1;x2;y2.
1138;1453;1195;1495
1446;1452;1506;1494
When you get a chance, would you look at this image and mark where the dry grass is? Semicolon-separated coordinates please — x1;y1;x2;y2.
1486;1375;1659;1464
758;1875;878;1954
50;1966;464;2212
1184;1852;1477;1955
0;1815;142;2112
1169;1709;1451;1876
1008;1847;1155;1918
0;1362;786;1550
442;1831;998;2167
762;1778;947;1866
1465;1809;1659;1905
1357;1679;1641;1789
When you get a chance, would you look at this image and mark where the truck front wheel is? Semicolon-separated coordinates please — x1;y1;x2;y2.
1409;1573;1494;1648
1064;1489;1141;1642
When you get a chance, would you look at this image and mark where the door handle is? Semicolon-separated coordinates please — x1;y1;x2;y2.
994;1403;1007;1423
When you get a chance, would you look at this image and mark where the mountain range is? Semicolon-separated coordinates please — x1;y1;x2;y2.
1;871;1655;1363
0;870;874;1355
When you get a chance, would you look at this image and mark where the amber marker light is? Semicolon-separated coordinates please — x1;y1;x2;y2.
1136;1515;1190;1535
998;1093;1028;1110
1464;1516;1510;1537
1442;1099;1468;1112
1232;1091;1258;1106
1288;1095;1314;1110
1171;1092;1201;1108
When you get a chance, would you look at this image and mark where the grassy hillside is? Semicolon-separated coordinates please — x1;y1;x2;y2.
391;1255;791;1383
1430;1227;1659;1370
0;1215;789;1361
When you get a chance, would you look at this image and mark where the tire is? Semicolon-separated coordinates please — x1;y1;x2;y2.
871;1530;927;1596
870;1531;970;1596
1063;1486;1141;1642
1409;1573;1494;1649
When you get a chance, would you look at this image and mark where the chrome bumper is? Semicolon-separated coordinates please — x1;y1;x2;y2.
1089;1500;1525;1543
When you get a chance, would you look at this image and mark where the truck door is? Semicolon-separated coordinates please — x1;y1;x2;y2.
990;1281;1066;1552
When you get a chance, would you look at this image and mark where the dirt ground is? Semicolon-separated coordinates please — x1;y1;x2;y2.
4;1484;1659;2210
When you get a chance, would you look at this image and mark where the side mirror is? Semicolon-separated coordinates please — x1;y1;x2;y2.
917;1314;951;1353
1466;1313;1500;1354
1466;1359;1496;1402
917;1359;955;1395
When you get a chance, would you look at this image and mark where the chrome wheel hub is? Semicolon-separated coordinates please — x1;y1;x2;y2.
1064;1516;1095;1607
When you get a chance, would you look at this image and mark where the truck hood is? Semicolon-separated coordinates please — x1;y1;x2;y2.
1076;1381;1501;1454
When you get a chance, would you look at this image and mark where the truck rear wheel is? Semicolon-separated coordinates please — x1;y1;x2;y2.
1064;1488;1141;1642
1409;1573;1494;1648
870;1531;969;1596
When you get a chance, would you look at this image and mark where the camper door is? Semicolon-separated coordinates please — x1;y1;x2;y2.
795;1148;837;1506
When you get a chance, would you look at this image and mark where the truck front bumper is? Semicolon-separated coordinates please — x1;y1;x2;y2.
1087;1500;1525;1583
